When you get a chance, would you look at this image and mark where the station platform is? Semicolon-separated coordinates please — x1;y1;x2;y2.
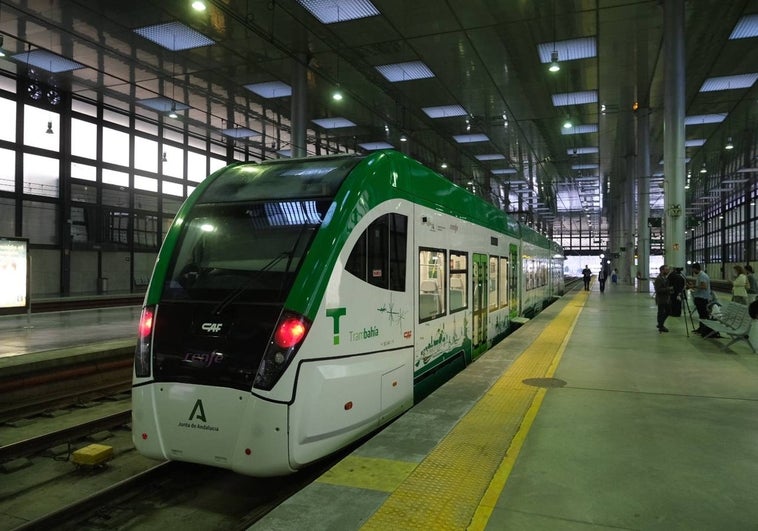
252;283;758;530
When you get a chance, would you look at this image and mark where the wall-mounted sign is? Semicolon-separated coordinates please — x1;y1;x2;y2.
0;238;29;310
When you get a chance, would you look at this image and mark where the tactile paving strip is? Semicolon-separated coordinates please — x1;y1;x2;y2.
360;292;587;530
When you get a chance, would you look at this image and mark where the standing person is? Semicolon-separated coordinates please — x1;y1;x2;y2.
745;265;757;302
598;267;607;293
653;264;672;333
582;264;591;291
668;267;686;317
732;265;748;304
691;263;719;338
611;268;618;284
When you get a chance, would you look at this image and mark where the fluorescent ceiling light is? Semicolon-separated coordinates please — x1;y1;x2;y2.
737;167;758;173
476;154;506;161
375;61;434;82
453;134;489;143
699;73;758;92
730;14;758;39
684;113;727;125
12;50;84;72
134;21;215;50
359;142;393;150
561;124;598;135
567;147;599;155
296;0;380;23
422;105;468;118
137;97;190;112
244;81;292;98
722;179;748;184
311;117;357;129
537;37;597;63
220;127;260;138
572;164;599;170
491;168;517;174
685;138;706;147
552;90;598;107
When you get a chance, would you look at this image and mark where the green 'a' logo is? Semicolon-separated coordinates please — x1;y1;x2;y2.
189;399;207;422
326;307;347;345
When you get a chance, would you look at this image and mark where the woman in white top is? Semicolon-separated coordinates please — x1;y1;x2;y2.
732;264;748;304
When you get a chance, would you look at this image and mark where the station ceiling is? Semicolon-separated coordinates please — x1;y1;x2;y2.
0;0;756;237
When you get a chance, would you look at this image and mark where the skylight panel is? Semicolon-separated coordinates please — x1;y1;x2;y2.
684;114;727;125
244;81;292;98
422;105;467;118
220;127;260;138
134;21;215;51
453;134;489;143
311;117;357;129
476;154;506;161
296;0;380;24
359;142;393;150
567;147;598;155
552;90;598;107
699;73;758;92
729;14;758;39
572;164;599;170
12;50;84;73
561;124;598;135
375;61;434;82
685;139;706;147
537;37;597;63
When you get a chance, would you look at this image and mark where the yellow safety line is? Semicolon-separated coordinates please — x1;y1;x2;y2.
359;290;588;531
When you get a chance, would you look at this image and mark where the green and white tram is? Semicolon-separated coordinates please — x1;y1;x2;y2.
132;150;564;476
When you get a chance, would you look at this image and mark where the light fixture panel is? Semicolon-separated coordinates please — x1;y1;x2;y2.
572;164;599;170
422;105;468;118
453;134;489;143
567;147;599;155
561;124;598;135
375;61;434;82
685;139;706;147
684;114;727;125
134;21;215;50
244;81;292;98
137;97;190;112
13;50;84;73
311;117;357;129
476;154;506;161
359;142;394;150
220;127;260;138
296;0;380;23
491;168;517;174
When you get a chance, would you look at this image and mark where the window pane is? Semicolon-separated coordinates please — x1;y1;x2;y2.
499;257;508;307
71;162;96;182
102;127;130;167
0;198;15;235
135;175;158;192
71;98;97;117
71;118;97;159
0;98;16;141
187;151;207;182
24;105;60;152
0;148;15;192
419;248;446;321
23;153;59;198
22;200;58;244
71;183;97;203
102;187;129;207
102;168;129;187
210;157;226;173
450;251;467;312
162;144;184;178
135;136;158;173
163;180;184;196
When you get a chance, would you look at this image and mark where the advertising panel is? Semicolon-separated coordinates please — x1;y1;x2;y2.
0;238;29;310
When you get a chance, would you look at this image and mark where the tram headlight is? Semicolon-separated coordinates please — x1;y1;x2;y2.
134;305;155;378
254;311;310;391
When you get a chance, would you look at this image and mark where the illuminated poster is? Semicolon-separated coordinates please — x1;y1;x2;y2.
0;238;28;309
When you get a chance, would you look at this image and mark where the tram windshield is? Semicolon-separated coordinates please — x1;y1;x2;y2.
163;199;332;304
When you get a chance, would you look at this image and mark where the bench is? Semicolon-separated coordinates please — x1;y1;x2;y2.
700;301;757;353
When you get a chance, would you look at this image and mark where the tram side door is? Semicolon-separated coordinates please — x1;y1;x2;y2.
509;244;519;317
472;253;488;355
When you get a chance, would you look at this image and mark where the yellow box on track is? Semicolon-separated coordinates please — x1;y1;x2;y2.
72;443;113;466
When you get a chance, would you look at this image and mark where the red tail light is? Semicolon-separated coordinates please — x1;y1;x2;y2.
274;316;307;348
138;307;154;338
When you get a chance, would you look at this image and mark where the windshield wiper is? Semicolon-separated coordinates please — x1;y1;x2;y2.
210;252;291;316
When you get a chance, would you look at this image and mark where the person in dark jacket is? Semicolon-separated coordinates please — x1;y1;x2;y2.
668;267;686;317
582;265;591;291
654;264;672;332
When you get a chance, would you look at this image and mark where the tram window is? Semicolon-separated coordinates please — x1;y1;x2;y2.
346;213;407;292
499;257;508;307
419;248;446;322
488;256;498;311
449;251;468;312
